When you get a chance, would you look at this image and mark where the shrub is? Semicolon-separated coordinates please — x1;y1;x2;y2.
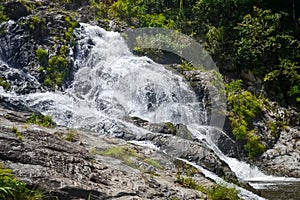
108;0;173;27
235;7;300;103
44;55;69;87
0;5;8;24
226;80;265;158
176;163;240;200
64;16;78;42
208;184;240;200
36;48;48;67
29;15;46;30
65;129;78;142
12;126;22;140
27;114;56;128
0;77;10;90
179;62;196;71
0;164;42;200
89;0;107;18
244;131;266;158
164;122;176;135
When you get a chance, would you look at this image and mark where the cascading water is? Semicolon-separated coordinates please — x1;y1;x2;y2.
25;24;204;133
1;23;299;199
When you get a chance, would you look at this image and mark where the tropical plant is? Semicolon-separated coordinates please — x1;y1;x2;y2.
0;164;42;200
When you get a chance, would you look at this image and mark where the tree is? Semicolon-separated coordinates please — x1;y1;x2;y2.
235;6;300;103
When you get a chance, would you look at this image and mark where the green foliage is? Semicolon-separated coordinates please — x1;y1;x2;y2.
0;5;9;23
64;16;78;42
97;146;140;160
165;122;176;135
97;145;141;168
27;114;56;128
36;48;48;67
205;25;224;55
179;62;196;71
235;7;300;103
96;145;164;173
89;0;107;18
44;55;69;87
59;45;69;57
109;0;145;22
226;80;265;158
244;131;266;158
176;174;206;193
12;126;22;140
108;0;173;27
65;129;78;142
192;0;259;35
207;184;240;200
0;164;42;200
19;0;36;12
0;77;10;90
144;158;163;169
176;163;240;200
29;15;46;30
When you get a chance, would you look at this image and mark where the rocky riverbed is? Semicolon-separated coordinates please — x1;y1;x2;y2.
0;106;218;199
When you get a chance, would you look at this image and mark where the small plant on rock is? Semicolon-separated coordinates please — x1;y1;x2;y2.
65;129;78;142
27;114;56;128
12;126;22;140
0;164;43;200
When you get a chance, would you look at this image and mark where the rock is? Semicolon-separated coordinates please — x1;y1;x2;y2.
4;1;31;21
209;127;239;157
0;107;210;199
0;5;79;93
140;132;236;180
258;127;300;177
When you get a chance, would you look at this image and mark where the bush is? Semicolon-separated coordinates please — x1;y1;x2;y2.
235;7;300;103
0;77;10;90
0;164;42;200
12;126;22;140
0;5;9;23
208;184;240;200
176;163;240;200
36;48;48;67
64;16;78;42
244;131;266;158
226;80;265;158
27;114;56;128
44;55;69;87
108;0;173;27
29;15;46;30
65;129;78;142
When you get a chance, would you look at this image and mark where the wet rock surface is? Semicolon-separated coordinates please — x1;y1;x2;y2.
0;107;213;199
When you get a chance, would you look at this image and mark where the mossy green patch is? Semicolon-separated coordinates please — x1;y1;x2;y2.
26;114;56;128
0;78;10;90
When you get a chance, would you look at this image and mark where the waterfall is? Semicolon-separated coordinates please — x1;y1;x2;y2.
2;23;299;199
